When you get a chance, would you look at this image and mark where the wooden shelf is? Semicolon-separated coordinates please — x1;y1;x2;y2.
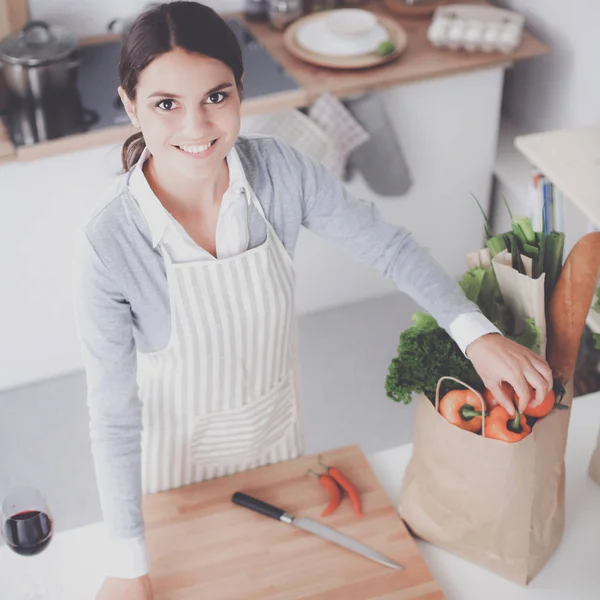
515;123;600;230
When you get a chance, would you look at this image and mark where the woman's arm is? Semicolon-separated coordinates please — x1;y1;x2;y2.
278;141;552;409
74;231;148;579
277;140;495;347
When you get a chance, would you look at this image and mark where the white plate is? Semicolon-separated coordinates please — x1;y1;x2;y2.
325;9;378;38
295;16;389;57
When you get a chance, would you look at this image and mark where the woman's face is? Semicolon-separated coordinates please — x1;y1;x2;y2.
119;47;242;180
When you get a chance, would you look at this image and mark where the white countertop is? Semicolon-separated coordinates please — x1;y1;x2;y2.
2;391;600;599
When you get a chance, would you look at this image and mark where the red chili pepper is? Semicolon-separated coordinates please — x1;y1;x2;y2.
320;474;342;517
308;469;343;517
318;456;363;518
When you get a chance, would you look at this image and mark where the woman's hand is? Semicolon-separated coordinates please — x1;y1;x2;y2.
96;575;153;600
466;333;553;416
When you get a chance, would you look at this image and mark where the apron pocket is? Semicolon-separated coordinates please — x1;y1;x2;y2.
190;374;296;465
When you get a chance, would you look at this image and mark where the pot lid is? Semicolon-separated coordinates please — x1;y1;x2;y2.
0;21;78;66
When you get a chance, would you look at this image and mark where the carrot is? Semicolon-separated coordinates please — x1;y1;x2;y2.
547;232;600;384
439;389;486;433
484;406;531;443
524;388;555;418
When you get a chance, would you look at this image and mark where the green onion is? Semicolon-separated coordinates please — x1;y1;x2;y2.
486;234;507;257
503;196;514;221
543;231;565;302
534;230;545;279
471;193;492;239
512;216;536;246
507;232;526;274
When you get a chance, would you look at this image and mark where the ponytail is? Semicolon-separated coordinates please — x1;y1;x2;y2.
121;131;146;173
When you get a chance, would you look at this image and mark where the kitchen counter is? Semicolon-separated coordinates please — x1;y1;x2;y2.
2;390;599;599
0;0;548;165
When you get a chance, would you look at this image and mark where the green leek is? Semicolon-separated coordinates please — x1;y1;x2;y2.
543;231;565;302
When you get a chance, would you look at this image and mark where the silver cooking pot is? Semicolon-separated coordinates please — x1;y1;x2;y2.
0;21;80;101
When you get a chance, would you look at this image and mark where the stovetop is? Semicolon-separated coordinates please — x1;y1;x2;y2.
1;18;300;147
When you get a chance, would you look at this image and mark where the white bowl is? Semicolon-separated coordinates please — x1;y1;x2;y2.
325;9;378;38
297;16;389;57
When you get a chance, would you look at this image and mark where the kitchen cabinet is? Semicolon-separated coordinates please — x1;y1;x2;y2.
0;0;28;37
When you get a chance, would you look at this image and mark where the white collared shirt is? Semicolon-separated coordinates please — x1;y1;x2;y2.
128;145;250;262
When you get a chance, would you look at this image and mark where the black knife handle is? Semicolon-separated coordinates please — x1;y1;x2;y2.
231;492;288;521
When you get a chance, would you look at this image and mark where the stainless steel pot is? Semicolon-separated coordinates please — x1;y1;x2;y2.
0;21;80;101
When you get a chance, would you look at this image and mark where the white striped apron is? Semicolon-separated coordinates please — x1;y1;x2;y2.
137;187;304;494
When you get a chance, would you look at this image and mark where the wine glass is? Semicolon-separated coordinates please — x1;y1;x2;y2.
1;485;54;599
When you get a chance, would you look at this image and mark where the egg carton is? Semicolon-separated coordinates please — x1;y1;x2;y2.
427;4;525;53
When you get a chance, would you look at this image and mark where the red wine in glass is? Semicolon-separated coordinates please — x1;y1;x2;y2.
3;509;53;556
1;486;53;557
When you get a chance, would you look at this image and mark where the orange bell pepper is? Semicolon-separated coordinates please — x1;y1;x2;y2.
439;389;486;433
524;389;556;418
484;406;531;443
485;385;557;419
483;383;513;411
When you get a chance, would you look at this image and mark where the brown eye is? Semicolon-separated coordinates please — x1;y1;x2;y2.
156;99;176;111
207;92;227;104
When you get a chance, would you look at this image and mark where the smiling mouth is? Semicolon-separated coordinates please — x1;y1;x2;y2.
175;139;218;154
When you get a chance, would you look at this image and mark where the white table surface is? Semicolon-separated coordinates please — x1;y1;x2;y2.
2;392;600;600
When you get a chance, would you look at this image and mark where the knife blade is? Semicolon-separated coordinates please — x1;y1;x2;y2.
231;491;404;571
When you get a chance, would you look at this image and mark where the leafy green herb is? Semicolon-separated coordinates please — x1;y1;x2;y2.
385;314;482;405
377;41;396;57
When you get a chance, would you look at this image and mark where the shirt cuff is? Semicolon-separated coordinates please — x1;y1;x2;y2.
448;311;502;357
104;533;149;579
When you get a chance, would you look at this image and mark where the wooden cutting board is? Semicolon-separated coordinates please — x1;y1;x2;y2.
142;444;445;599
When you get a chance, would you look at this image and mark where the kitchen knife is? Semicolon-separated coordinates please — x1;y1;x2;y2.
231;491;404;570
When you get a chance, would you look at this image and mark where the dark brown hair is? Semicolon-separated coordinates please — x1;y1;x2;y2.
118;1;244;172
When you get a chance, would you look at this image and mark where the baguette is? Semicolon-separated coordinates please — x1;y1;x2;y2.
547;232;600;383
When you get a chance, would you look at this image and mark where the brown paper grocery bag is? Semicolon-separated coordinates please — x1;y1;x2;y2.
589;426;600;486
492;250;547;358
399;376;573;585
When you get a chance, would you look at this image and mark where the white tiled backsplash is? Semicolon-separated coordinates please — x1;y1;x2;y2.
28;0;246;37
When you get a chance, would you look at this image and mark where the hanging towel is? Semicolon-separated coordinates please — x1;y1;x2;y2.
307;92;370;179
240;109;331;165
343;93;413;197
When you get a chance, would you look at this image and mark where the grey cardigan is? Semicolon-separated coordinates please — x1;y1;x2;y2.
74;135;485;575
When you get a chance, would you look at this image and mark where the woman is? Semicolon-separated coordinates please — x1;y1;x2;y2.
75;3;553;598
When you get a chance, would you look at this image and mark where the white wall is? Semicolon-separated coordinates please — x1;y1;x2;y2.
29;0;245;37
494;0;600;134
0;67;504;391
492;0;598;250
